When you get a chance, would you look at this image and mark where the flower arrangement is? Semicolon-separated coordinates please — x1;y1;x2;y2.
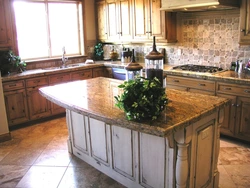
114;77;168;121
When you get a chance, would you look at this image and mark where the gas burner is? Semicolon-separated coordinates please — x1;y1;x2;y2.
172;64;223;73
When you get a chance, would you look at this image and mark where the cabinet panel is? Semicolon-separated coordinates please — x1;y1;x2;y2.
112;126;134;180
236;96;250;141
106;1;119;40
217;82;250;97
239;0;250;45
216;93;236;136
26;76;48;87
167;75;215;91
140;133;165;188
4;89;29;126
133;0;149;40
49;73;70;115
93;67;104;78
0;0;13;47
89;118;109;165
70;111;89;154
71;69;93;81
96;0;107;40
3;80;25;91
26;87;51;120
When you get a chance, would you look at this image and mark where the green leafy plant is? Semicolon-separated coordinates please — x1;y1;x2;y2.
0;50;26;75
114;77;168;121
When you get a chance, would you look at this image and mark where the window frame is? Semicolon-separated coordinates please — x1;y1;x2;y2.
13;0;85;61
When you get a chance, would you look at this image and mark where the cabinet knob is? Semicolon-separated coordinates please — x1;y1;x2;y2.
244;90;250;93
224;87;232;90
241;29;246;32
173;79;179;82
199;83;206;86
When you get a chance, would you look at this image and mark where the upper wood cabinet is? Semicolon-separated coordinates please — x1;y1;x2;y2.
0;0;14;48
133;0;167;41
239;0;250;45
96;0;177;43
106;0;133;41
96;0;108;40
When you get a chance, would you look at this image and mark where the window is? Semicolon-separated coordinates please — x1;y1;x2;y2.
13;0;84;60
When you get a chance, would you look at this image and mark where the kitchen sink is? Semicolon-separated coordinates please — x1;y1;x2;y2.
42;63;86;71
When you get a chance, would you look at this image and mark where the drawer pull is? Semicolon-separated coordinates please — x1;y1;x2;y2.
9;84;17;87
173;80;179;82
223;87;232;90
199;83;206;86
244;90;250;93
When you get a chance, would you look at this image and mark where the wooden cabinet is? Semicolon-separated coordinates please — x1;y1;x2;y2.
3;80;29;126
166;75;216;95
216;82;250;142
71;69;93;81
93;67;104;77
96;0;177;43
132;0;169;41
106;0;133;41
26;76;51;120
96;0;108;40
239;0;250;45
0;0;14;48
49;73;71;115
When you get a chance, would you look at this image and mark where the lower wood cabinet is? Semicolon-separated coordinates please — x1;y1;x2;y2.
3;80;29;126
49;73;71;115
26;76;51;120
4;89;29;126
93;67;104;78
217;82;250;142
166;75;216;95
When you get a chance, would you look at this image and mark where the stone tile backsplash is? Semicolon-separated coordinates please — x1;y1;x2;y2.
129;9;250;69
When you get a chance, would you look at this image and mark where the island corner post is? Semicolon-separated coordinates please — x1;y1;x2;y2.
39;77;229;188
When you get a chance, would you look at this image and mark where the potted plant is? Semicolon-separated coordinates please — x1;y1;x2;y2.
114;77;168;121
0;50;26;75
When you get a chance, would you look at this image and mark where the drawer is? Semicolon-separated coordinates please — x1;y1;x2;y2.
71;69;93;81
26;76;48;87
217;82;250;97
166;76;215;91
3;80;25;91
49;73;71;85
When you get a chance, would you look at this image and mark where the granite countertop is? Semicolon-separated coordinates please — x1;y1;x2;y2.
1;60;250;85
39;77;230;137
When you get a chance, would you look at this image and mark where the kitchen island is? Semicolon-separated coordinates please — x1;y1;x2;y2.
39;77;229;188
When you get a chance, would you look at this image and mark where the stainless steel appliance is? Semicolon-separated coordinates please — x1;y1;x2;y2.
172;64;223;73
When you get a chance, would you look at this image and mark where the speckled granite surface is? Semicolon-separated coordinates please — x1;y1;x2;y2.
2;61;250;85
1;63;103;82
39;77;230;137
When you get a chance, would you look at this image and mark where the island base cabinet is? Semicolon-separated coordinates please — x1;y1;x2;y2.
66;110;221;188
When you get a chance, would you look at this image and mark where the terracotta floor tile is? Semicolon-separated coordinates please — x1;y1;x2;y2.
34;149;71;167
0;165;30;188
15;166;66;188
58;166;125;188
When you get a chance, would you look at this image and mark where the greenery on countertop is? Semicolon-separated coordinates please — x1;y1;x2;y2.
0;50;26;75
114;77;168;121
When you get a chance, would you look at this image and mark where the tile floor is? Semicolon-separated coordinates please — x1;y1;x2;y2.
0;117;249;188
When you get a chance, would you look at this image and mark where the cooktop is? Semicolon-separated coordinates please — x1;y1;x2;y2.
172;64;223;73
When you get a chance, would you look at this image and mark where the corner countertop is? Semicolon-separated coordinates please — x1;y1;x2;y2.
39;77;230;137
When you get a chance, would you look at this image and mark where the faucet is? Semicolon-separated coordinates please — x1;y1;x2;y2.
62;47;68;68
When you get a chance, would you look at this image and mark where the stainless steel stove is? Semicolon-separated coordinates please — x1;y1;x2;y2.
172;64;223;73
